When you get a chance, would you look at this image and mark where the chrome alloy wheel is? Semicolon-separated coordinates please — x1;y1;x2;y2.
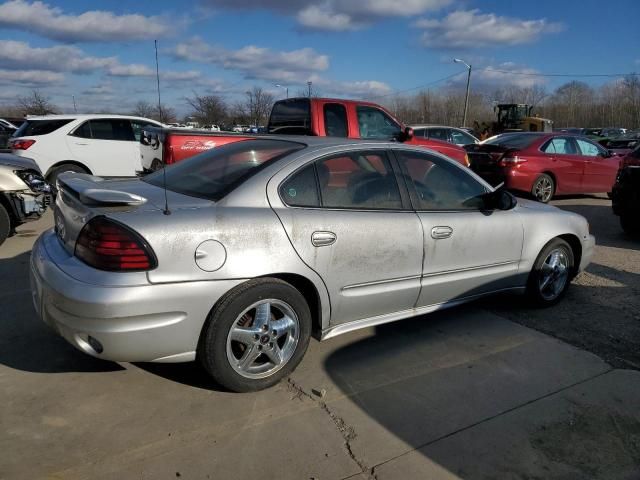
538;248;569;301
226;299;299;379
533;177;553;202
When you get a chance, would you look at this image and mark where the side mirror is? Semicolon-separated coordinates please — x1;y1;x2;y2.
400;127;414;142
484;189;517;211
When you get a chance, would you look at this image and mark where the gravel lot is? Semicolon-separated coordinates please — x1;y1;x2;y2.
483;193;640;370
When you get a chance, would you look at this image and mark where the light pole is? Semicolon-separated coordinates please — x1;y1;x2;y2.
454;58;471;127
307;81;312;98
275;84;288;98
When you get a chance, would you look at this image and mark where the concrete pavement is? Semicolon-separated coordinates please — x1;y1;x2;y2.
0;213;639;480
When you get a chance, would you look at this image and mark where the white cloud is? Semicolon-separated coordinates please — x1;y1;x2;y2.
106;64;155;77
320;79;392;97
0;0;173;42
0;41;116;73
0;69;64;86
171;38;329;83
414;9;563;49
447;62;547;90
204;0;451;31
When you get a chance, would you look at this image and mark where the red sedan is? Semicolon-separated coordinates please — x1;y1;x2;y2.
466;133;621;202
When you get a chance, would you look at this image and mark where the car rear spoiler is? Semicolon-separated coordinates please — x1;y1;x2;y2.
57;172;147;206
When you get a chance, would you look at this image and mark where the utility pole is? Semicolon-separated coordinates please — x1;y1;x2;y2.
454;58;471;127
275;84;288;98
307;81;312;98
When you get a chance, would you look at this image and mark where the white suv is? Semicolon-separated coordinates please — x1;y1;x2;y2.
9;115;163;183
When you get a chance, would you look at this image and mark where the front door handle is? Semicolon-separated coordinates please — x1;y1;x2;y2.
312;231;336;247
431;226;453;239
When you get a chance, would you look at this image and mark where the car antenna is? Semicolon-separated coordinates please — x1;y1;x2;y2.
155;39;170;215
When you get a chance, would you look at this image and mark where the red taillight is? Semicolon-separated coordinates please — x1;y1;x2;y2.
10;139;35;150
498;155;527;167
75;217;156;271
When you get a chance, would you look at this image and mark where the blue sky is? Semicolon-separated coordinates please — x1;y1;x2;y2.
0;0;638;115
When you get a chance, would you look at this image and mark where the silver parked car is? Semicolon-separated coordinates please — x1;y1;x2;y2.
31;137;594;391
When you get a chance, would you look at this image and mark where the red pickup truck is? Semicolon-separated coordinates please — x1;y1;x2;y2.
140;97;469;172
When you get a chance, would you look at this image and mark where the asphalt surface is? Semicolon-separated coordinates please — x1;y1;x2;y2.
0;195;638;480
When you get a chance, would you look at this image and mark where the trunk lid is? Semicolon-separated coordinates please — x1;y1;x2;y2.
464;144;519;186
53;172;212;255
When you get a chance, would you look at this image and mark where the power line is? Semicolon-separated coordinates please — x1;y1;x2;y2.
481;68;639;78
367;72;461;100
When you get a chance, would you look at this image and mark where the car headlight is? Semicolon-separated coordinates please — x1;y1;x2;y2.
15;170;52;194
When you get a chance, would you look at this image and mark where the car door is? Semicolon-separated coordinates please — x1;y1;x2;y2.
273;148;423;325
575;138;619;193
66;119;137;177
539;136;584;193
394;148;524;307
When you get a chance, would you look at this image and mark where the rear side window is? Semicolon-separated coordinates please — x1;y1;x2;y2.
14;119;73;136
73;121;92;139
484;133;539;149
426;128;449;142
268;99;311;135
323;103;348;137
89;119;135;141
318;151;402;210
280;164;320;207
542;138;576;154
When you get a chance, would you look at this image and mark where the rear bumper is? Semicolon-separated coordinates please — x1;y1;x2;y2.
30;231;243;363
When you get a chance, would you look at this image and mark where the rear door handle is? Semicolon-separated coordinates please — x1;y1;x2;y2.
74;142;88;146
431;226;453;239
311;231;336;247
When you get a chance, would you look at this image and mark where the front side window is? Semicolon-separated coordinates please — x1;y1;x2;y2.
576;138;601;157
144;139;305;201
318;151;402;210
356;106;401;139
451;129;476;145
323;103;348;138
397;150;486;210
131;120;155;142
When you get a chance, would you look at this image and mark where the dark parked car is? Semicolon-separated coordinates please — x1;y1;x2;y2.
466;132;620;202
611;166;640;235
0;123;16;149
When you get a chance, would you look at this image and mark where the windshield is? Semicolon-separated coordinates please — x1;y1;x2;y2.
143;139;305;201
483;133;540;149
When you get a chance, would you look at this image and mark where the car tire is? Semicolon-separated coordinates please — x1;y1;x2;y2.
198;278;312;392
620;213;640;236
531;174;555;203
0;203;10;246
46;163;88;187
526;238;574;306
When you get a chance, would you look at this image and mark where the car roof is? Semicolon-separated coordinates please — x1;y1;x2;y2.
24;114;162;122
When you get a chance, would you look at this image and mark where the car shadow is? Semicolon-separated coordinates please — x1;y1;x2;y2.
551;200;639;251
322;281;640;478
0;251;124;374
133;361;227;392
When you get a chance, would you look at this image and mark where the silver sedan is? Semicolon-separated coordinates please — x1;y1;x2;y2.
30;137;595;391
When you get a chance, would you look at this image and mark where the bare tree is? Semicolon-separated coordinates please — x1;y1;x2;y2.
184;93;227;125
16;90;57;116
244;87;274;127
131;101;177;123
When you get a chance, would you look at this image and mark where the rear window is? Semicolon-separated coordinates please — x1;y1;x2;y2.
268;99;311;135
143;139;305;201
14;119;73;137
484;133;539;149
